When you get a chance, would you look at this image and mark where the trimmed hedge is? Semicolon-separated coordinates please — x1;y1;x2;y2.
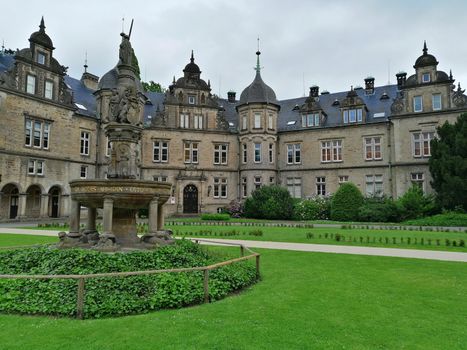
331;183;364;221
0;240;257;318
201;213;231;221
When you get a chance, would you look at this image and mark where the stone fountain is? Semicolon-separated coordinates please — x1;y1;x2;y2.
58;32;173;252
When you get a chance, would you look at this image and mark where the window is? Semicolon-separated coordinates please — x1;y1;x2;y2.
321;140;342;162
180;114;189;128
268;114;274;129
80;131;90;155
413;96;423;112
193;115;203;129
269;177;275;184
287;177;302;198
242;115;248;130
254;143;262;163
254;176;262;190
80;165;88;179
268;143;274;163
153;141;169;162
26;75;36;94
188;96;196;104
27;159;44;175
242;143;247;163
422;73;431;83
154;175;168;182
184;142;199;163
364;137;382;160
287;144;301;164
365;175;383;197
432;94;442;110
254;113;261;128
316;177;326;196
214;144;228;165
44;81;53;99
338;175;349;184
412;132;435;157
37;52;46;65
343;108;362;123
241;177;247;198
25;118;50;149
302;113;320;127
213;178;227;198
106;138;112;157
411;173;425;192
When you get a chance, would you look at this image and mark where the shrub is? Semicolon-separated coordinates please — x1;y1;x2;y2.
223;200;244;218
293;196;331;221
0;240;257;318
402;211;467;227
397;186;437;221
200;213;230;221
330;183;364;221
244;185;294;220
358;196;401;223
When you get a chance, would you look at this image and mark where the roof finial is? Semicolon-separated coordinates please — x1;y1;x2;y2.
255;37;261;73
84;51;88;73
172;75;176;84
1;39;4;55
449;69;453;80
190;50;194;63
39;16;45;32
208;79;211;88
423;40;428;55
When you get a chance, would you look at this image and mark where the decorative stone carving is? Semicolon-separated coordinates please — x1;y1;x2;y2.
391;92;405;115
141;230;175;247
452;83;467;107
106;87;141;125
119;34;133;66
93;233;118;252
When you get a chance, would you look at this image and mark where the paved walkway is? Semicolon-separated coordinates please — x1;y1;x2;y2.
1;228;466;263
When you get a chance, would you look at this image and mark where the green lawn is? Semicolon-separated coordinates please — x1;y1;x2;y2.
0;234;56;247
0;234;466;349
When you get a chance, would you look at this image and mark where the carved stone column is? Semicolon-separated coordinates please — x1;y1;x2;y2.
40;194;49;218
103;197;114;234
69;199;81;236
148;196;159;233
18;193;27;219
157;203;164;230
86;207;97;233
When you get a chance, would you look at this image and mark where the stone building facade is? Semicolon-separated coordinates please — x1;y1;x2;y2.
1;19;466;220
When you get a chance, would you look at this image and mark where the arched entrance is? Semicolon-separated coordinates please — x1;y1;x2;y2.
1;184;20;219
25;185;42;218
48;186;61;218
183;184;198;213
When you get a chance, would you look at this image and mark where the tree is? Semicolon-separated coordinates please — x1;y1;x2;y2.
330;182;364;221
142;81;165;93
429;113;467;211
244;185;294;220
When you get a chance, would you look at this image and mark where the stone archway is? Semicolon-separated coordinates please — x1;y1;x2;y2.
25;185;42;218
48;186;61;218
183;184;198;214
1;183;20;219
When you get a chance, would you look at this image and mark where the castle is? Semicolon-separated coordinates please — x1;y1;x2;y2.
1;18;466;220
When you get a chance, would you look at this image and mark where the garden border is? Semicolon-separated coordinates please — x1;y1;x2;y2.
0;239;260;319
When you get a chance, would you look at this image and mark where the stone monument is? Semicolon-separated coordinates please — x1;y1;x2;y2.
58;31;174;251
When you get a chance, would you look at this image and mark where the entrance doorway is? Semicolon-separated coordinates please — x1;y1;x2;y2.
183;184;198;213
9;188;19;219
49;187;61;218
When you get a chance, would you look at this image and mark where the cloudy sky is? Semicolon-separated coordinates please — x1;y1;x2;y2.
2;0;467;99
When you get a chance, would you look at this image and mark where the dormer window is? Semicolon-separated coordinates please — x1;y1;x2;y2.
422;73;431;83
37;52;46;65
302;112;320;127
343;108;363;124
188;96;196;104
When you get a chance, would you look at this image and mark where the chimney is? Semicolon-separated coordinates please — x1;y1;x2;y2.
396;72;407;90
364;76;375;95
309;85;319;97
227;90;236;103
81;72;99;91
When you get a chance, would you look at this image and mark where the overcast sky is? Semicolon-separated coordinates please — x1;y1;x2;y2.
2;0;467;99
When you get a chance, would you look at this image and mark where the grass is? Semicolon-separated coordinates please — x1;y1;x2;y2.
0;234;466;349
0;234;56;247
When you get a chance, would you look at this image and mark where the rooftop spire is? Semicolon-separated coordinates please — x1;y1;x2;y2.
423;40;428;55
39;16;45;32
84;51;88;73
255;37;261;74
190;50;194;63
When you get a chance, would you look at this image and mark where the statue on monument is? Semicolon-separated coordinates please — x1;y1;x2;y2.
106;87;141;125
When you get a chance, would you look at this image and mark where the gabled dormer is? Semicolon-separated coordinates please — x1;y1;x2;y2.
340;87;368;124
300;85;326;128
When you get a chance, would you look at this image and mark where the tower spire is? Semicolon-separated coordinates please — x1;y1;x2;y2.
84;51;88;73
190;50;194;63
255;37;261;73
39;16;45;32
423;40;428;55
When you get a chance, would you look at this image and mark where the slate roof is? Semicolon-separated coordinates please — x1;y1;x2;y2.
0;53;14;72
64;75;96;117
238;71;279;107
